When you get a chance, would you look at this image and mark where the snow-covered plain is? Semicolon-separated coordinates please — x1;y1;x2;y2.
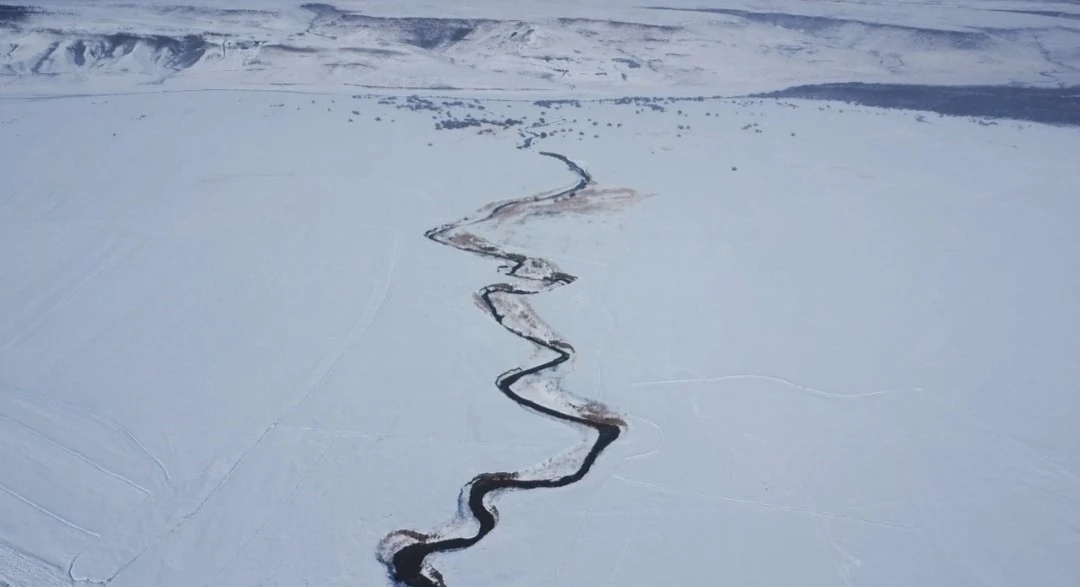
3;1;1080;587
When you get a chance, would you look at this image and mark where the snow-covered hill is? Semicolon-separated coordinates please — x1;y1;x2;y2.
2;0;1079;94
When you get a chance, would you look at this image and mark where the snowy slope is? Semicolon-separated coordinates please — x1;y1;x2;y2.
2;1;1080;587
2;0;1079;95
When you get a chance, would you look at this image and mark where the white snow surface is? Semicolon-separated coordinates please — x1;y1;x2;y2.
2;88;1079;587
2;1;1080;587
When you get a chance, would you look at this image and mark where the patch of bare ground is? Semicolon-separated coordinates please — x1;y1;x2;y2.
510;186;646;226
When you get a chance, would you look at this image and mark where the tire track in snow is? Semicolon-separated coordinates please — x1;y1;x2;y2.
378;152;627;587
0;382;171;486
0;413;152;496
0;483;101;538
